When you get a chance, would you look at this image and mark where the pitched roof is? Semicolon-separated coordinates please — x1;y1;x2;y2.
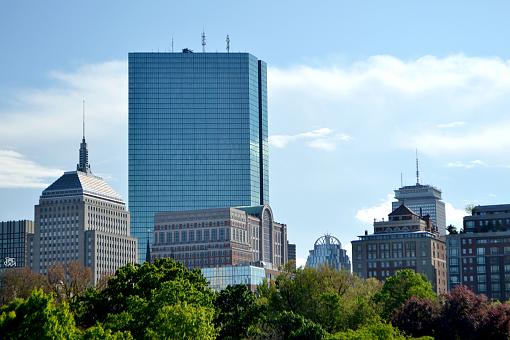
42;171;124;203
388;204;419;217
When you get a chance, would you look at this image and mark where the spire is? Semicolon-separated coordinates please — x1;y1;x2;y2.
415;148;420;185
146;229;151;263
77;99;91;173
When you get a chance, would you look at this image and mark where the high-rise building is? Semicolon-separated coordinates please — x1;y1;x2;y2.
447;204;510;300
393;156;446;235
0;220;34;270
306;235;351;271
129;51;269;262
33;124;137;284
352;205;447;294
151;205;287;269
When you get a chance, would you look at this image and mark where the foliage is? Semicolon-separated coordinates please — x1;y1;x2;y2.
73;258;216;338
373;269;436;319
446;224;458;235
479;302;510;340
0;267;48;304
251;310;326;340
82;323;133;339
0;289;77;339
145;302;217;339
47;260;93;302
259;265;382;333
214;284;261;339
327;318;409;340
391;296;441;338
437;285;489;340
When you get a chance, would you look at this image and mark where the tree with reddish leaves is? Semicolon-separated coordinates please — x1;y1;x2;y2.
391;296;441;338
438;285;489;340
479;302;510;340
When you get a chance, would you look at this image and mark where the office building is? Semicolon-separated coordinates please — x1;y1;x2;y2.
287;242;296;268
201;264;279;291
0;220;34;270
33;128;137;284
306;235;351;271
392;157;446;235
129;50;269;262
352;205;447;294
151;205;287;269
447;204;510;300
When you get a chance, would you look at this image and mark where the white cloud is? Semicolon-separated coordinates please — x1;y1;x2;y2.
437;121;466;128
445;202;466;228
0;61;127;146
355;193;394;224
269;128;352;151
0;150;62;188
295;257;307;268
447;160;487;168
269;54;510;161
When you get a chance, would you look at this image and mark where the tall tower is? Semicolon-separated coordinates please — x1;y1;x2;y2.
128;51;269;262
77;100;91;173
393;156;446;236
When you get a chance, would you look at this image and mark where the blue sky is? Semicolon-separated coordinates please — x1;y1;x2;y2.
2;1;510;264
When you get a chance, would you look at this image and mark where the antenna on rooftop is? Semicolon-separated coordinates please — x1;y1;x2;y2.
226;34;230;53
171;37;174;52
400;172;403;188
416;149;420;185
201;29;206;52
82;99;85;139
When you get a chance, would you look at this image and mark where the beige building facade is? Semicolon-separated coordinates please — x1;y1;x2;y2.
352;205;447;294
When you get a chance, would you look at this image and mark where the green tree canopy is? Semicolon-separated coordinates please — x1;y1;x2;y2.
374;269;436;320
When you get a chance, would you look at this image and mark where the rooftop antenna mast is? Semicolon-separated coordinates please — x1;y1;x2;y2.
416;149;420;185
400;172;403;188
201;29;206;52
82;99;85;139
226;34;230;53
171;37;174;52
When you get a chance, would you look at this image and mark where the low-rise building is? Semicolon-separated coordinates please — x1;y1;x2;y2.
352;205;447;294
201;263;279;291
151;205;288;269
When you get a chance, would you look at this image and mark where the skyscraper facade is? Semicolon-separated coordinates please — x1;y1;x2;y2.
393;184;446;236
129;51;269;261
306;235;351;271
33;131;137;284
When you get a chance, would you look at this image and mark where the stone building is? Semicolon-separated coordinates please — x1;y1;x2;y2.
352;205;447;294
33;127;137;284
151;205;287;269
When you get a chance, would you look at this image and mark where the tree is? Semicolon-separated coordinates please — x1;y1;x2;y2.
437;285;489;340
446;224;458;235
391;296;441;338
214;284;261;339
0;267;47;304
73;258;217;338
0;289;78;339
479;302;510;340
258;265;382;334
47;260;92;302
251;311;326;340
373;269;436;320
327;318;410;340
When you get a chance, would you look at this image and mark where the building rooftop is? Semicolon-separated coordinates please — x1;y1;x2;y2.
41;171;124;203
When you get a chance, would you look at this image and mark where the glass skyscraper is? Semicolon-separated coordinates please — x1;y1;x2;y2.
129;51;269;262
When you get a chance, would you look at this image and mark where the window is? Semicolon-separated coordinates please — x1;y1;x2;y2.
477;257;485;265
477;266;486;274
477;248;485;255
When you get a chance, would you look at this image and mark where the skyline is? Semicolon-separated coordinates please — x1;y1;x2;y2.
3;1;510;264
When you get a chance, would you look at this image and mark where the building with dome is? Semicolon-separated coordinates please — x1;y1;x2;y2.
306;234;351;271
33;122;137;284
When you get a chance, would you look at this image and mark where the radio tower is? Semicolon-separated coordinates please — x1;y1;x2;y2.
226;34;230;52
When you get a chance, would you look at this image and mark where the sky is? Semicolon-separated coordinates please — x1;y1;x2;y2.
2;1;510;266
